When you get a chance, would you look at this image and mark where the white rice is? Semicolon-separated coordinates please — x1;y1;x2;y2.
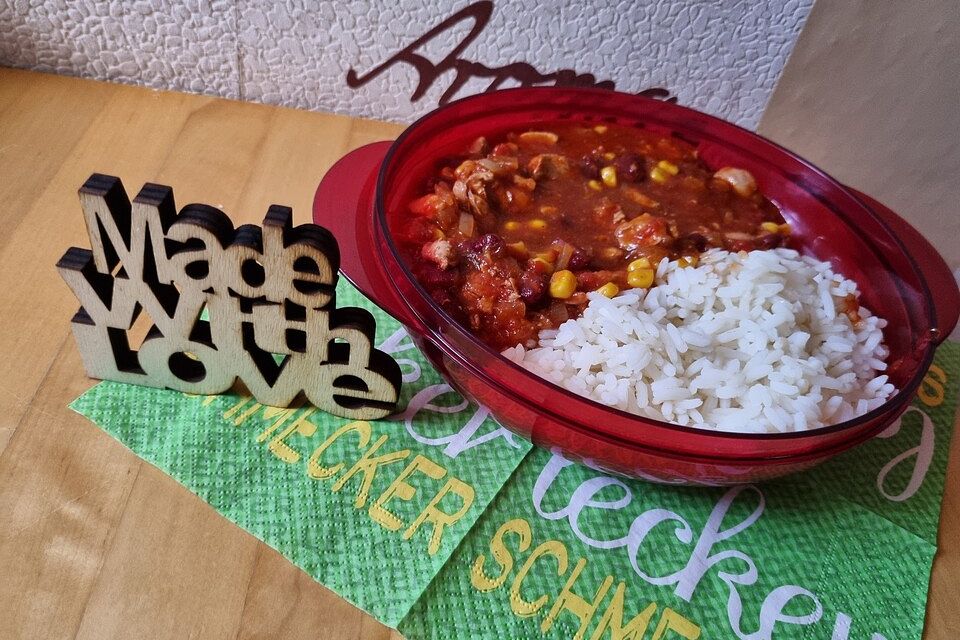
502;248;896;433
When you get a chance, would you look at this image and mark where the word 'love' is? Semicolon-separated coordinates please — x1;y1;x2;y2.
57;174;401;420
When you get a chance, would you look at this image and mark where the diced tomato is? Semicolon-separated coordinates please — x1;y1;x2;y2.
409;194;441;218
843;293;862;325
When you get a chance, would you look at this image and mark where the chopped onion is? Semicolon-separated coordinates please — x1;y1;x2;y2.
468;136;488;155
458;212;476;236
477;156;519;175
519;131;559;145
554;241;575;270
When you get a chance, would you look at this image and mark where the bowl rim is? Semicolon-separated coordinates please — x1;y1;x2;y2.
373;85;938;443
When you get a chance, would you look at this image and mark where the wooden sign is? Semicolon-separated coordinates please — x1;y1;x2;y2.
57;174;402;420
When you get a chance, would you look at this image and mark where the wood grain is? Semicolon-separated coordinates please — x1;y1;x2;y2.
0;66;955;640
236;544;401;640
0;72;115;249
927;421;960;639
0;339;141;638
0;78;206;457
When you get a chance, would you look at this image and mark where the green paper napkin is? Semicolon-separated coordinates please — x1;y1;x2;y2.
71;279;959;639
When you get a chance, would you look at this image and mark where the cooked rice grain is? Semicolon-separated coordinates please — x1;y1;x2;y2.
503;248;895;433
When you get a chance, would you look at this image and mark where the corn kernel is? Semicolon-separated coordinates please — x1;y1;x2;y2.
534;250;557;262
657;160;679;175
601;165;618;188
779;223;792;235
650;167;669;183
588;179;603;191
528;219;547;230
540;205;558;216
760;221;780;233
503;220;520;231
549;270;577;299
627;267;655;289
603;152;616;161
677;255;699;268
627;257;652;271
596;282;619;298
506;241;528;259
600;247;623;261
594;125;608;134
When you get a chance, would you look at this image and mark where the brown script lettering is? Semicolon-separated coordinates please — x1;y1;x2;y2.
346;1;675;106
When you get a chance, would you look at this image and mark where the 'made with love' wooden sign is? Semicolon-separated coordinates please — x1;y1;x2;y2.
57;174;402;420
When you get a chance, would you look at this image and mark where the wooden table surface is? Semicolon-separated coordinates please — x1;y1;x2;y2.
0;67;957;640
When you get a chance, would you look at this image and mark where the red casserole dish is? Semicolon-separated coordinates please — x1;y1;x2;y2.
314;87;959;484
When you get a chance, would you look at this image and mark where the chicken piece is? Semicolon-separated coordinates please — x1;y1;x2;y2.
713;167;757;197
527;154;571;180
420;239;456;270
614;213;670;251
476;156;519;176
513;174;536;190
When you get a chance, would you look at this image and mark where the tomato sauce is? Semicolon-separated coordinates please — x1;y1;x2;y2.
398;122;789;349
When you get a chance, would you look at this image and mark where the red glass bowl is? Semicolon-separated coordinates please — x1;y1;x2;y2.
314;88;959;484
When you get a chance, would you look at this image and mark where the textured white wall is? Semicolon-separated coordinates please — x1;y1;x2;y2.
0;0;813;127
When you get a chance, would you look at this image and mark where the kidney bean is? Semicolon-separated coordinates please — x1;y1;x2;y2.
417;263;458;289
519;268;547;306
567;247;591;271
677;232;708;253
756;233;783;250
459;234;506;269
579;155;600;179
458;236;481;254
460;233;497;254
477;233;505;256
615;153;645;182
